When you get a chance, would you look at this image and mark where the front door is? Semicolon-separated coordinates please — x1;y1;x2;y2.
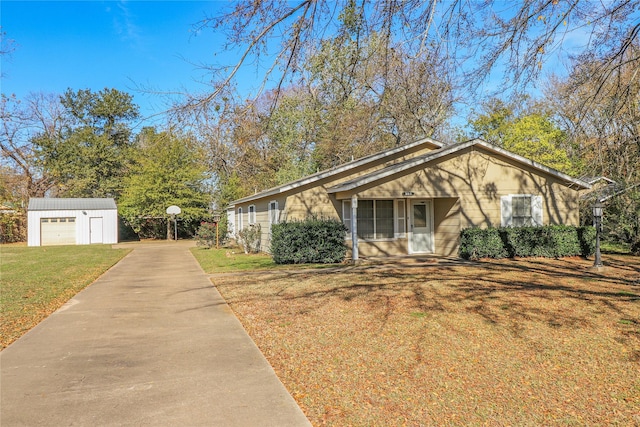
90;217;103;244
410;200;433;253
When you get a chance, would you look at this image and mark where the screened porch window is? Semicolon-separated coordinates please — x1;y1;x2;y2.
343;199;395;240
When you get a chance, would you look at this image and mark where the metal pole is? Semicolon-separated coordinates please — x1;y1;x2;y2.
216;221;219;249
351;195;358;261
594;213;603;268
174;216;178;241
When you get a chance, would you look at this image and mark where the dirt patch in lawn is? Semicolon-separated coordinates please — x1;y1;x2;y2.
212;255;640;426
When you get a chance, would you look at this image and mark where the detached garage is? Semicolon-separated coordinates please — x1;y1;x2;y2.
28;198;118;246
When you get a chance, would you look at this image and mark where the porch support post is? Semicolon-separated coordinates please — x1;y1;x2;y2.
351;195;358;261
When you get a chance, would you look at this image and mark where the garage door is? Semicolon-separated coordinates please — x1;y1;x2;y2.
41;217;76;246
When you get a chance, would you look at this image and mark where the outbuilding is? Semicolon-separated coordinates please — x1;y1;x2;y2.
27;198;118;246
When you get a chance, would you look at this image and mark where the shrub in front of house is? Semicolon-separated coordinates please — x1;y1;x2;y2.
457;227;509;259
0;212;26;243
196;222;217;249
270;217;347;264
237;223;261;254
195;219;230;249
459;225;596;260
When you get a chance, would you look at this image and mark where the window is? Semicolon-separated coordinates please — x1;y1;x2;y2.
501;195;543;227
342;199;395;240
358;200;375;239
268;201;279;225
512;196;532;226
41;217;75;224
374;200;394;239
248;205;256;224
237;207;243;231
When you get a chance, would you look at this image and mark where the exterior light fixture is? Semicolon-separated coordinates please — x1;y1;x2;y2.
592;200;603;269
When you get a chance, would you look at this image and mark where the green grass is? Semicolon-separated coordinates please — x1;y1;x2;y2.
190;246;340;273
0;244;130;349
190;247;277;272
601;241;631;254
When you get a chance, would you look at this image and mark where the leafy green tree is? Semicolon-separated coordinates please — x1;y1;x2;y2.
119;128;211;239
470;99;579;175
264;91;317;184
34;88;139;198
502;114;577;175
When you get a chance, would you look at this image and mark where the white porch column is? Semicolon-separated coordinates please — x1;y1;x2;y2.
351;195;358;261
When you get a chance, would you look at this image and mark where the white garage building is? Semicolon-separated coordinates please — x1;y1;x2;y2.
28;198;118;246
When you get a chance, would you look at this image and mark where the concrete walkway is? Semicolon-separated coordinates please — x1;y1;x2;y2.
0;241;311;427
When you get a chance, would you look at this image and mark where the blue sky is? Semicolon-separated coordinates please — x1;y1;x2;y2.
1;1;252;126
3;1;628;129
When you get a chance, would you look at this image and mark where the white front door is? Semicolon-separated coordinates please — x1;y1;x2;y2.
409;199;433;253
90;217;103;244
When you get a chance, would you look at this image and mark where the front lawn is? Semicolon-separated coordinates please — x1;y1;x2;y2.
210;255;640;426
190;246;335;273
0;244;130;349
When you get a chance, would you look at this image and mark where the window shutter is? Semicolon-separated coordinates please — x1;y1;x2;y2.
227;209;235;234
501;196;512;227
395;200;406;238
532;195;543;226
342;200;352;235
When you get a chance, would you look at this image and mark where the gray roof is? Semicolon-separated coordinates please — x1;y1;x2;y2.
579;176;617;185
28;198;117;211
581;181;638;202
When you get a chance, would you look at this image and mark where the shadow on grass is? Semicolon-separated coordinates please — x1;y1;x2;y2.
213;254;640;335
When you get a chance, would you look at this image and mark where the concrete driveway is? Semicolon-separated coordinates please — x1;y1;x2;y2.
0;241;311;427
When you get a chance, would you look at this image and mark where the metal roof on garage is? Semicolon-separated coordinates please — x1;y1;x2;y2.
28;198;117;211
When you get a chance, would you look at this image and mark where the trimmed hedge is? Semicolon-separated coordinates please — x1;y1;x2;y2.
459;225;596;260
270;217;348;264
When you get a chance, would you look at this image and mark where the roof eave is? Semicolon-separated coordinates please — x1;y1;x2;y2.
328;139;591;194
230;137;443;204
475;141;591;190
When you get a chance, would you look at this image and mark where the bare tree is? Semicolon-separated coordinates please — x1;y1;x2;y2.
549;41;640;183
182;0;639;114
0;93;63;201
0;27;17;78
